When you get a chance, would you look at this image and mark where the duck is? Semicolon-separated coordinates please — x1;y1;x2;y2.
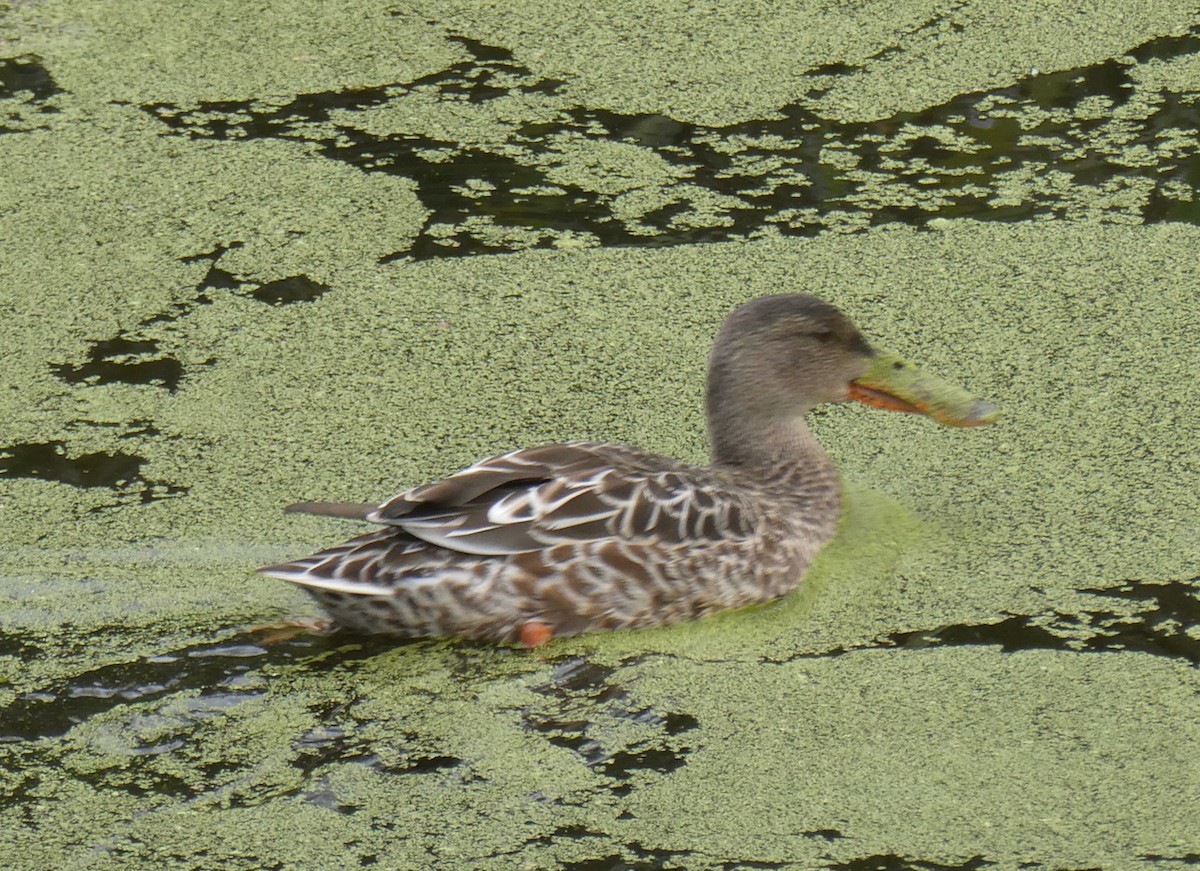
258;293;997;646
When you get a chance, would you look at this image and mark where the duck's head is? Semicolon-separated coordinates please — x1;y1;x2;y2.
707;293;998;433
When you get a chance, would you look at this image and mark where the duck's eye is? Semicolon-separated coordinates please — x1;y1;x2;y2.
812;330;837;343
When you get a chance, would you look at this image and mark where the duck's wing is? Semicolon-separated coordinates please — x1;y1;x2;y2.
336;441;760;557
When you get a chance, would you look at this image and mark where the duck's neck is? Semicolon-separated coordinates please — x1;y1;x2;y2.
707;409;833;479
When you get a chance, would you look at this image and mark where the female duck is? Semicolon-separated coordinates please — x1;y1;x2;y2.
259;294;996;645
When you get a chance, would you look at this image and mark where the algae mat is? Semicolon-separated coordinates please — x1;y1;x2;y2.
2;1;1199;869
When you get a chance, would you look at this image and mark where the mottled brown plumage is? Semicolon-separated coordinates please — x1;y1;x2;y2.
258;294;997;645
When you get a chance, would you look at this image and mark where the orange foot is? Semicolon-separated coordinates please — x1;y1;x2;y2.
247;617;332;644
518;620;554;648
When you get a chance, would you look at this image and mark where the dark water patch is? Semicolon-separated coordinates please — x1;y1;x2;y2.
0;624;455;812
520;826;738;871
0;622;468;812
0;687;265;806
229;726;463;811
527;823;607;851
1077;579;1199;663
0;55;63;134
0;745;55;820
292;719;353;774
807;61;861;78
876;614;1076;656
778;577;1199;665
0;55;62;101
1127;28;1200;65
381;141;615;262
140;28;1200;261
558;853;637;871
0;631;329;742
551;840;796;870
0;439;188;506
544;657;627;700
51;335;184;391
0;631;41;660
1139;853;1200;865
827;855;992;871
373;748;461;776
49;244;251;397
597;710;697;783
443;32;515;64
414;31;566;101
46;251;330;431
248;274;331;305
557;845;696;871
526;660;627;768
557;854;671;871
69;755;210;801
0;440;143;488
158;245;246;309
303;735;464;785
178;240;246;267
523;656;698;793
875;578;1199;665
198;264;242;292
2;749;177;824
145;88;394;140
79;418;162;439
141;30;560;141
142;28;562;138
300;775;362;814
805;829;846;842
599;740;690;781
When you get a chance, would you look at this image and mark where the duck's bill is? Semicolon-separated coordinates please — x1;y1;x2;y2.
849;347;999;427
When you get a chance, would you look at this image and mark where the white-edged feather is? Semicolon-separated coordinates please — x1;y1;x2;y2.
257;567;397;597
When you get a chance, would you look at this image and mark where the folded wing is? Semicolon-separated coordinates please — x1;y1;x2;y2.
348;441;760;556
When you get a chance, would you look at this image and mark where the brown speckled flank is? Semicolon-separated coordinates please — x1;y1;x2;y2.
259;294;996;645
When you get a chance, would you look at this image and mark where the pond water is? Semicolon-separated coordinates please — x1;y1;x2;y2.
1;4;1198;869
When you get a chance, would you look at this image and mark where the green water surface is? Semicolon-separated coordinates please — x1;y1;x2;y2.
1;1;1198;868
